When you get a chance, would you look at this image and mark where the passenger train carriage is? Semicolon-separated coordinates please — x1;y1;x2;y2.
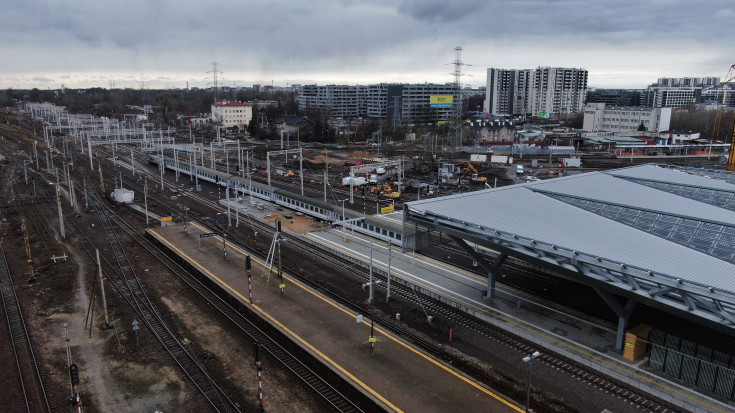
149;155;404;246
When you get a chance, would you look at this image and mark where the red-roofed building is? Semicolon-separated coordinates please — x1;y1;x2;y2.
211;100;253;130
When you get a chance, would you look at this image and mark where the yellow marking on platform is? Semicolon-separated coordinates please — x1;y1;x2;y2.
303;232;727;413
148;226;403;412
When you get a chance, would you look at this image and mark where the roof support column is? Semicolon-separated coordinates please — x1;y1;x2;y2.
594;288;637;351
450;236;505;298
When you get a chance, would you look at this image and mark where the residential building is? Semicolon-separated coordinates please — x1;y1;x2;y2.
211;100;253;130
297;84;367;117
484;67;588;117
484;69;531;116
466;119;516;143
297;83;458;124
582;103;671;133
702;83;735;107
586;89;642;106
642;77;719;108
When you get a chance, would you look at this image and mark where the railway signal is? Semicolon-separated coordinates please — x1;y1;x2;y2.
246;255;253;304
254;342;265;412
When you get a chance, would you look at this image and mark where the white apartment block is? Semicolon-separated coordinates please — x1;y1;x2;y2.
582;103;671;133
211;100;253;130
484;67;587;117
484;69;531;116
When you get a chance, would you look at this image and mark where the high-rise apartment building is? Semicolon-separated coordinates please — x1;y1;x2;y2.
484;67;588;117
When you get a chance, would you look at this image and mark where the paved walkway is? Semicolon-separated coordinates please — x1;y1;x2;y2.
302;213;734;413
148;223;522;413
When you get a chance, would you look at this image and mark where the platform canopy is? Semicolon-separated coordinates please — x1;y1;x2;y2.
404;164;735;334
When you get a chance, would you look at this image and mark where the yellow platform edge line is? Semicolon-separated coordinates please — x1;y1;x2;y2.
149;226;403;412
302;231;727;412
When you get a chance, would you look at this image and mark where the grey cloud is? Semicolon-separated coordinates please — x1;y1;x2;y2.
397;0;487;22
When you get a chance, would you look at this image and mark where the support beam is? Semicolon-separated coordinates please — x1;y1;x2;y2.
450;235;505;298
594;288;637;351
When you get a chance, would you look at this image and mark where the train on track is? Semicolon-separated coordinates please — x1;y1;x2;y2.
149;155;406;246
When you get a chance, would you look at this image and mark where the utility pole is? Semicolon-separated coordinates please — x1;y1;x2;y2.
144;179;149;227
97;249;113;330
55;170;65;240
98;165;105;194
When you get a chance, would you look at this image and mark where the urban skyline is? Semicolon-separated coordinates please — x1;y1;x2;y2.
2;1;732;90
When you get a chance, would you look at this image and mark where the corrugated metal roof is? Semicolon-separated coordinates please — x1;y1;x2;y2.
407;164;735;293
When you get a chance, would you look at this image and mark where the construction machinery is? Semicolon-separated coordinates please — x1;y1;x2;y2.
372;183;400;199
464;163;488;183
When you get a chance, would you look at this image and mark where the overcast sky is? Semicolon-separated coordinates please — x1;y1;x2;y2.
2;0;733;90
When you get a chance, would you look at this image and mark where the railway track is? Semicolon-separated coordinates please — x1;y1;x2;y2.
117;159;684;412
90;151;366;412
0;165;55;413
105;145;689;412
6;120;691;412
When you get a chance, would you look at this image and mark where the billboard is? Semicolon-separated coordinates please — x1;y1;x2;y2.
430;95;454;108
538;111;549;119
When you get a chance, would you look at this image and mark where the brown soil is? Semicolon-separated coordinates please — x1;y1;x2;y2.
348;150;378;159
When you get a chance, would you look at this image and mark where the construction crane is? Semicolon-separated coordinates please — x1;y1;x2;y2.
713;64;735;171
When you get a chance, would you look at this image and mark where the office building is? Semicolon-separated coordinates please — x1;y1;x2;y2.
582;103;671;133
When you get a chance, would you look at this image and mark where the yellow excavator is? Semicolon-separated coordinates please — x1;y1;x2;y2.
464;163;488;183
372;183;400;199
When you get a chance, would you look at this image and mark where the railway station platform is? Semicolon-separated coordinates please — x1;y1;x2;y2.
303;214;734;413
146;223;522;413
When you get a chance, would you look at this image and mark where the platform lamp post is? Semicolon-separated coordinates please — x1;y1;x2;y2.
522;351;541;413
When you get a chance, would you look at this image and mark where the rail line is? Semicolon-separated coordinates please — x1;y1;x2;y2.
113;148;686;412
93;152;366;412
0;165;55;413
8;124;691;412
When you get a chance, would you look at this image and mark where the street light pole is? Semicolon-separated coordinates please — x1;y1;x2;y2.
522;351;541;413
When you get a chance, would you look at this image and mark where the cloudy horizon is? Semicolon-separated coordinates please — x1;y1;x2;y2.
2;0;732;90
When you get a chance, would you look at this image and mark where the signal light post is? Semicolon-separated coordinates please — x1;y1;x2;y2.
246;255;253;304
254;342;265;412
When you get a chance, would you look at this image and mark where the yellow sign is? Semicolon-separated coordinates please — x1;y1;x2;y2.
369;337;377;343
279;283;286;289
380;204;394;214
625;342;634;348
162;216;173;222
430;95;453;108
